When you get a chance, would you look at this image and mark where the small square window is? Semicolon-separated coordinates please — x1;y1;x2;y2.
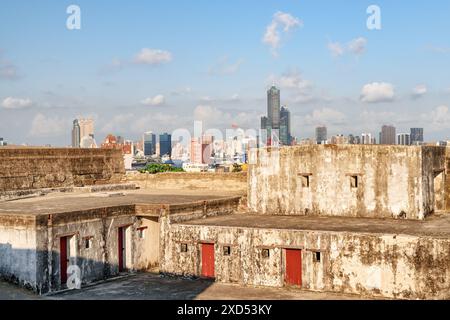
84;237;93;249
223;246;231;256
262;249;270;259
301;175;310;188
137;227;147;239
180;243;188;253
313;251;321;263
350;176;358;189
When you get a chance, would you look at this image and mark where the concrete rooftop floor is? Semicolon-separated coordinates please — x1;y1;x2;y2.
0;189;240;216
180;213;450;238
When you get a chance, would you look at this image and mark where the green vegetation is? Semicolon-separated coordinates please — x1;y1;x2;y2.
232;163;243;172
139;163;184;174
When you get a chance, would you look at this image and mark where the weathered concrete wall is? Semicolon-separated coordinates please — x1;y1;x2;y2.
248;145;446;220
0;215;38;291
134;217;160;270
161;224;450;299
125;172;247;194
0;148;125;192
0;196;241;294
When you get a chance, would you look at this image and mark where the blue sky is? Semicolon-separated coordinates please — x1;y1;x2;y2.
1;0;450;146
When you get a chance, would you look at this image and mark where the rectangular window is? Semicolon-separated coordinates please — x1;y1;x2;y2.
301;175;310;188
84;237;93;250
180;243;188;253
223;246;231;256
262;249;270;259
137;227;147;239
350;175;358;189
313;251;321;263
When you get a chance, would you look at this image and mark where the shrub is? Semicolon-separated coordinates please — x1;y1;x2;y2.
139;163;184;174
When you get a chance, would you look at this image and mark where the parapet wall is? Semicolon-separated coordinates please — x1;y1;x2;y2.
0;148;125;192
125;171;247;195
248;145;446;220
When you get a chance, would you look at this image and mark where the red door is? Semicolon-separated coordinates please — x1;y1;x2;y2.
201;243;215;278
118;227;124;272
60;237;68;284
285;249;302;286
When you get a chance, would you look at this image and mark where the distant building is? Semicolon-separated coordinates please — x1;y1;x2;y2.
331;135;348;145
0;137;6;146
267;86;281;130
280;106;292;146
143;132;156;156
397;133;411;146
380;125;396;145
159;133;172;157
315;126;327;144
410;128;424;145
260;116;268;130
72;118;94;148
361;133;374;145
71;120;80;148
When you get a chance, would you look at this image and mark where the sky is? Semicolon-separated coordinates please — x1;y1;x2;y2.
1;0;450;146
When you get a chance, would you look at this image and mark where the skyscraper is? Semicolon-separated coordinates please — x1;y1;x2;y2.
159;133;172;157
78;118;94;141
410;128;424;145
361;133;373;145
143;131;156;156
315;126;327;144
397;133;411;146
260;116;268;130
71;119;81;148
267;86;281;130
280;106;292;146
380;125;396;145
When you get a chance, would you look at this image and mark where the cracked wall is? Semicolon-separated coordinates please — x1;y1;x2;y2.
248;145;446;220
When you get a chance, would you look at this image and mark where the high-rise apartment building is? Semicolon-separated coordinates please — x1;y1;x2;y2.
380;125;396;145
397;133;411;146
143;131;156;156
280;106;292;146
159;133;172;157
72;118;94;148
315;126;327;144
410;128;424;145
361;133;374;145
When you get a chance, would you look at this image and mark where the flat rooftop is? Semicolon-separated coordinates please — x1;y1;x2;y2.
0;189;238;216
179;213;450;238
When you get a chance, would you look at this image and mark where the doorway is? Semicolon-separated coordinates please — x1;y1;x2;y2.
285;249;302;287
201;243;215;278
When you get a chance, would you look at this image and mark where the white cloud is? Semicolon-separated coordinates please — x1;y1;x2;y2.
208;56;244;75
327;37;367;57
141;95;165;106
360;82;395;103
303;108;347;126
133;48;172;65
327;42;345;57
423;105;450;131
269;69;313;102
263;11;302;56
29;113;66;137
2;97;33;109
348;37;367;55
0;51;19;80
412;84;427;99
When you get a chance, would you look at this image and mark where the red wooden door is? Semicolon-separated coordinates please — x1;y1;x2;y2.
285;249;302;286
118;227;124;272
60;237;68;284
201;243;215;278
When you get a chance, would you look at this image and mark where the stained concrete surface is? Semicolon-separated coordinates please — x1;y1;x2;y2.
49;273;373;300
0;189;239;216
180;213;450;238
0;279;40;300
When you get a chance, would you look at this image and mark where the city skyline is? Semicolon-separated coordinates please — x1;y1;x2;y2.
1;1;450;146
